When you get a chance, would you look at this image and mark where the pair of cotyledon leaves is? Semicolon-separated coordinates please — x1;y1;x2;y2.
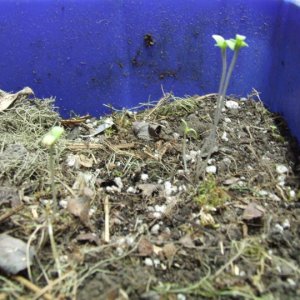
212;34;248;51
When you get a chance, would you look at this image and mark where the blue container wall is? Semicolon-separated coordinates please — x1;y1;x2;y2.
0;0;300;142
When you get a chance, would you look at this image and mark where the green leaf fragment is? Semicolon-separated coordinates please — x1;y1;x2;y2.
227;34;248;51
212;35;227;49
42;126;64;147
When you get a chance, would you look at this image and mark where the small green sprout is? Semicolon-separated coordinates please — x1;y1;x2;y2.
42;126;65;211
212;34;227;50
181;119;197;173
212;33;248;127
41;126;65;278
197;34;248;178
42;126;64;147
226;34;248;51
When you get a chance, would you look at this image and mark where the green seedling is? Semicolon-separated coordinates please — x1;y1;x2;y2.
181;119;197;173
197;34;248;178
41;126;64;278
42;126;64;211
212;34;248;128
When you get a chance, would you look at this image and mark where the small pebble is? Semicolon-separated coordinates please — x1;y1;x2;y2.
225;100;240;109
154;204;167;213
114;177;123;189
151;224;160;235
276;164;289;174
177;294;186;300
289;190;296;199
207;158;215;164
282;219;290;229
287;278;296;286
173;132;180;140
126;186;136;193
164;181;177;195
258;190;269;196
141;173;149;181
89;208;96;216
153;212;163;218
221;132;229;141
153;259;161;267
277;174;286;186
66;154;77;167
274;223;284;233
59;199;68;209
144;258;154;266
206;165;217;174
269;193;281;201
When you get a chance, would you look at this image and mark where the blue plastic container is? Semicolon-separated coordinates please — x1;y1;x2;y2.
0;0;300;142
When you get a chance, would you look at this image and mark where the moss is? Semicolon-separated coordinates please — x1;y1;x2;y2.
194;175;230;207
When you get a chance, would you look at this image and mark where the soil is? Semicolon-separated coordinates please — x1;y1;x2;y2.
0;92;299;300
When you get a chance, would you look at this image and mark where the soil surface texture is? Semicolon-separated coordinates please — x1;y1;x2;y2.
0;92;299;300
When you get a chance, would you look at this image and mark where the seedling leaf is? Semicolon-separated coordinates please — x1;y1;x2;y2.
212;35;227;49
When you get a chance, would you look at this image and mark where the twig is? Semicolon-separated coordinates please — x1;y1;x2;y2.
27;223;47;282
0;204;24;224
13;276;53;300
47;215;62;279
104;196;110;243
145;93;172;119
66;141;136;151
32;271;76;300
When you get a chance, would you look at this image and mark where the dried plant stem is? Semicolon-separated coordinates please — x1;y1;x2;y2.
13;276;53;300
49;147;57;212
0;204;24;224
104;196;110;243
32;271;76;300
27;223;46;283
182;132;188;173
47;215;62;279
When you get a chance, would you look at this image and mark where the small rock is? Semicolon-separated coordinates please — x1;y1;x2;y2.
177;294;186;300
207;158;215;164
141;173;149;181
225;100;240;109
223;177;239;185
282;219;290;229
154;205;167;213
151;224;160;235
173;132;180;140
206;165;217;174
276;165;289;174
269;192;281;202
221;132;229;141
59;199;68;209
277;175;286;186
177;169;185;175
153;212;162;218
144;258;154;266
274;223;284;233
164;181;177;196
127;186;137;193
287;278;296;286
258;190;269;196
289;190;296;199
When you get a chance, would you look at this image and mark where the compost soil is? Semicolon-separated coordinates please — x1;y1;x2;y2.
0;92;299;300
